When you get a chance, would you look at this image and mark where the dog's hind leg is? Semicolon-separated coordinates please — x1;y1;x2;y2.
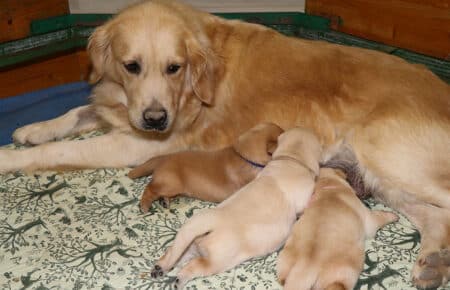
392;198;450;289
174;257;219;289
174;234;246;289
13;105;103;145
153;211;216;274
351;118;450;288
358;155;450;289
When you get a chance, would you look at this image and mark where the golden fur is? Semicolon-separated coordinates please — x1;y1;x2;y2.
128;122;283;212
277;168;398;290
1;0;449;287
153;127;322;288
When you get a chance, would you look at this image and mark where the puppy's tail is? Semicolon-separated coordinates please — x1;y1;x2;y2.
128;156;165;179
161;210;217;268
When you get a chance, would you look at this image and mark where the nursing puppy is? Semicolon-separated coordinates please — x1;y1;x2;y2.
277;168;398;290
2;0;449;286
150;127;322;289
128;122;283;212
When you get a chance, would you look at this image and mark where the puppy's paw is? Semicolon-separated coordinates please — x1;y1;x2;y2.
413;248;450;289
159;197;170;209
173;277;188;289
13;123;54;145
174;278;180;289
139;187;163;213
150;264;165;278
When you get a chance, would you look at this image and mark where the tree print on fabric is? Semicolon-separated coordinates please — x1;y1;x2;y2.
0;137;449;290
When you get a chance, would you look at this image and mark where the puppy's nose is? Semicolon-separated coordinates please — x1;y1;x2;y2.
142;107;168;131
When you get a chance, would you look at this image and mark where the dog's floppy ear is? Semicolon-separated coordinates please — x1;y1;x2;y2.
87;25;111;84
185;34;220;105
234;123;284;166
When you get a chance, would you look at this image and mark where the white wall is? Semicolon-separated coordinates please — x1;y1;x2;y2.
69;0;305;13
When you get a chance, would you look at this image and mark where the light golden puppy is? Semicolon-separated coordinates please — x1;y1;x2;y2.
277;168;398;290
150;127;322;289
1;1;449;286
128;122;283;212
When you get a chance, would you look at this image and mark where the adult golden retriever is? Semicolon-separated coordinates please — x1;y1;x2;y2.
1;0;449;287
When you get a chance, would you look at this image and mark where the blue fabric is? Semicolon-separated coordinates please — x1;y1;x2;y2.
0;82;91;145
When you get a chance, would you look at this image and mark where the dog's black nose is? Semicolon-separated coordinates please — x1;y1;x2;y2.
142;108;168;131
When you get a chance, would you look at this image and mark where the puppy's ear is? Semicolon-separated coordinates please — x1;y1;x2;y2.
185;34;220;105
267;140;278;155
87;25;111;84
234;123;284;166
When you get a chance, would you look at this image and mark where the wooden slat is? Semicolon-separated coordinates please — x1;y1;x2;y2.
0;0;69;43
399;0;449;9
0;50;90;98
306;0;450;59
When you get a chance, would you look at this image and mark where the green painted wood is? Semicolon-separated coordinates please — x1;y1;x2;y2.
297;28;450;83
30;14;112;35
1;11;448;84
2;12;321;69
29;13;329;36
0;27;93;69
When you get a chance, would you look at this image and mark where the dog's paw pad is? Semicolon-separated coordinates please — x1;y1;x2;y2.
159;198;170;208
150;265;164;279
173;278;180;289
413;248;449;289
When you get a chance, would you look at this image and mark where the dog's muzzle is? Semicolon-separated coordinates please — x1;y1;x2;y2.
142;107;168;131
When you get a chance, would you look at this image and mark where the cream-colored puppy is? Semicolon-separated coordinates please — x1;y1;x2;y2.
150;127;322;288
277;168;399;290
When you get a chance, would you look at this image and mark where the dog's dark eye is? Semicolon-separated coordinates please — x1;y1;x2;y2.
166;64;181;75
124;62;141;74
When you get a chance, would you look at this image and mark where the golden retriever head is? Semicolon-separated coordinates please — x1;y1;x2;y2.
87;0;220;133
233;123;284;166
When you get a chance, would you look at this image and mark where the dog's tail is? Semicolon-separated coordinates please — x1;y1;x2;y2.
160;210;217;268
128;155;165;179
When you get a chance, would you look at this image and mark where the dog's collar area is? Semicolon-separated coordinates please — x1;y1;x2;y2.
233;148;266;168
271;155;317;177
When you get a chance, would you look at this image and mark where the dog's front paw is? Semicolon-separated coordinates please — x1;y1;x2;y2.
0;149;21;174
13;123;54;145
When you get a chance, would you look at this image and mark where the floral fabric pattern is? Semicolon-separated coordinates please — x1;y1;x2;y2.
0;137;449;290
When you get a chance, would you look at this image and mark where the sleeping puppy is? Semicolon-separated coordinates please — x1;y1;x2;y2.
277;168;399;290
149;127;322;289
128;122;283;212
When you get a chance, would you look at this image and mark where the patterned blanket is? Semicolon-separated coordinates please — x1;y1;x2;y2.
0;136;448;290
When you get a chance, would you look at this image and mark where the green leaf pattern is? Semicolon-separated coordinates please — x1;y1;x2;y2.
0;139;449;290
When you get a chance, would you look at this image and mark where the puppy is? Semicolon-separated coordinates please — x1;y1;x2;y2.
277;168;399;290
149;127;322;288
3;1;449;285
128;122;283;212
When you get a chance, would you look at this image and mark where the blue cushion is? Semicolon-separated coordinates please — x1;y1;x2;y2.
0;82;91;145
